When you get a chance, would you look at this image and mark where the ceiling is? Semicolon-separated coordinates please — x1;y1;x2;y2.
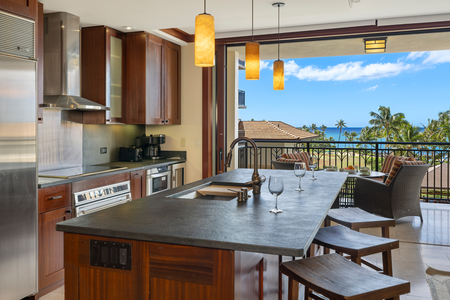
40;0;450;40
228;31;450;60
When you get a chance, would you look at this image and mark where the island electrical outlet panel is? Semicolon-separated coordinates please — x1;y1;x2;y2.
90;239;132;270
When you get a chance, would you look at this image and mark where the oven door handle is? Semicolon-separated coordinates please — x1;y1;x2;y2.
79;197;131;216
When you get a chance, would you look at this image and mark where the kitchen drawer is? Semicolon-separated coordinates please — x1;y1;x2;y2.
39;184;71;213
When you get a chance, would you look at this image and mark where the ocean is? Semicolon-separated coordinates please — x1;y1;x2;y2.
322;127;363;141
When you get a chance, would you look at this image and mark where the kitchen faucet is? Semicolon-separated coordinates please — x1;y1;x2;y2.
225;137;266;194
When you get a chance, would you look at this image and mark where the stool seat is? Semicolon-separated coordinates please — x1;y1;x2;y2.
280;253;410;300
314;225;399;257
327;207;395;231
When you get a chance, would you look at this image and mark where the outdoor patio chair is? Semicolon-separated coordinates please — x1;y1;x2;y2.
272;160;295;170
354;164;429;221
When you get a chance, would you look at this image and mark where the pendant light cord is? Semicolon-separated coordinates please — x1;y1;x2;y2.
277;5;280;60
252;0;254;42
204;0;206;14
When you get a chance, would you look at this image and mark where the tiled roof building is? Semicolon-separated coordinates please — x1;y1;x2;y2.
238;121;319;141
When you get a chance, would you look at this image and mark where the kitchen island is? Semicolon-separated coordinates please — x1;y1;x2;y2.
57;169;347;300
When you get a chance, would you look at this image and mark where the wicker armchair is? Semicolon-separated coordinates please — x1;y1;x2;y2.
354;165;429;222
272;160;295;170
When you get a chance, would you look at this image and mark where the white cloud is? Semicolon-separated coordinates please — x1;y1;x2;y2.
364;85;378;92
406;52;427;60
260;61;270;71
422;50;450;65
285;61;413;81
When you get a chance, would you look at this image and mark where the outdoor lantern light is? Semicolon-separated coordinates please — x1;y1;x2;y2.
246;0;260;80
364;38;387;53
195;0;215;67
273;2;285;90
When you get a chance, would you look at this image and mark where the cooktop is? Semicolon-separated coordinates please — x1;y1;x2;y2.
38;166;128;179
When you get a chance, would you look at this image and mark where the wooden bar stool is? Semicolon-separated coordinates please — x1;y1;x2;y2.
313;225;399;276
280;253;410;300
326;207;396;238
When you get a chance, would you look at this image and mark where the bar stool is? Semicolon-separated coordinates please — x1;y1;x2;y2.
326;207;395;238
280;253;410;300
313;224;399;276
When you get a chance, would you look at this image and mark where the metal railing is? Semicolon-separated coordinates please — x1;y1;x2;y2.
237;140;450;203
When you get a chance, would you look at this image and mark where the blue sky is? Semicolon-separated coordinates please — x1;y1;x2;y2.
238;50;450;127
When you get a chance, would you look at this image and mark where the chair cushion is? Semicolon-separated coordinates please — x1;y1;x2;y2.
385;160;425;185
380;155;413;174
279;152;311;170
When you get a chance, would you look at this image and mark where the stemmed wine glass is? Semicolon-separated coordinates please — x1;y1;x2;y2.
294;162;306;191
268;176;284;214
309;156;318;180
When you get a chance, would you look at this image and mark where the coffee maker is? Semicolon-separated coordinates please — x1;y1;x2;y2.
144;134;165;159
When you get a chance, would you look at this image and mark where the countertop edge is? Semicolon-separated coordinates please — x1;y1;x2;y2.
38;159;186;188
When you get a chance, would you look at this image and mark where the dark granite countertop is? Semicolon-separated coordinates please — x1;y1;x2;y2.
38;159;186;188
56;169;347;257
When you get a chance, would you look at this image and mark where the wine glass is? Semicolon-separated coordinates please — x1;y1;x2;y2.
309;156;318;180
294;162;306;191
268;176;284;214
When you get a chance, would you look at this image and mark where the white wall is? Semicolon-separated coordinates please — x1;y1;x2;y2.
146;43;203;184
226;51;239;170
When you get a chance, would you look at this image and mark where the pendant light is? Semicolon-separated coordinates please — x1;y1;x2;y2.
273;3;285;90
245;0;260;80
195;0;215;67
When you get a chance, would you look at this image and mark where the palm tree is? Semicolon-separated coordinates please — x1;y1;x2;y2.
310;123;318;133
344;131;359;142
436;110;450;142
368;106;405;142
359;126;378;142
335;119;347;141
394;123;423;143
320;124;328;138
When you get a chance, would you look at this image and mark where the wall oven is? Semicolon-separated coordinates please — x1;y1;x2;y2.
73;181;132;217
146;165;171;196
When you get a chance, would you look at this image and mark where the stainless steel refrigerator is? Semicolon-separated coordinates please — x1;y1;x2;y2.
0;12;38;300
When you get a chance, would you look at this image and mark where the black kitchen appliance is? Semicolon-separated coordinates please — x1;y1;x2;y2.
119;146;143;162
144;134;165;159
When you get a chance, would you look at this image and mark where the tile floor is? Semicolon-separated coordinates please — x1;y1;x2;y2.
41;203;449;300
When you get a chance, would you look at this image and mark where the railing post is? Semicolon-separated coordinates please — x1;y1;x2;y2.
375;143;379;171
307;142;310;155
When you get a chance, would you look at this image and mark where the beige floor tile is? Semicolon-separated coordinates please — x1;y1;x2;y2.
393;261;428;278
399;242;422;251
401;295;432;300
421;244;450;252
401;276;433;298
39;292;64;300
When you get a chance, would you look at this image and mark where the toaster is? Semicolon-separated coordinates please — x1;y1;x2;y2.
119;147;143;162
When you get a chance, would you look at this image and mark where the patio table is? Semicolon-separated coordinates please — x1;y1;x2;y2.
334;171;386;208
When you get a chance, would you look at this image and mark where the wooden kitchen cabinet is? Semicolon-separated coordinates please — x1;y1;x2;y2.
81;26;125;124
125;32;181;125
37;183;72;298
130;170;146;200
0;0;37;20
38;206;72;296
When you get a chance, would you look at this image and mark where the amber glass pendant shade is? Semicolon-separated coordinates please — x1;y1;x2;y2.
195;13;215;67
273;59;284;90
245;41;260;80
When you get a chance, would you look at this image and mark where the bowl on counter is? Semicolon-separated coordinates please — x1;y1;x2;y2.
325;166;338;172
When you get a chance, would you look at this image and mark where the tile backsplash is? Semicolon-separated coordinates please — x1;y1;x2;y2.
83;124;145;165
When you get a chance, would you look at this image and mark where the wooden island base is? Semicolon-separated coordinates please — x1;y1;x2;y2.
64;233;293;300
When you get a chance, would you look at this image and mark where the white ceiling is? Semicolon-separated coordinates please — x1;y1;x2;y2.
40;0;450;40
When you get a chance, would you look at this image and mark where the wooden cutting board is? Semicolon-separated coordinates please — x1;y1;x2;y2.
197;185;253;197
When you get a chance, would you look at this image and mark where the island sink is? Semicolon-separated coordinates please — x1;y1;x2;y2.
166;181;252;201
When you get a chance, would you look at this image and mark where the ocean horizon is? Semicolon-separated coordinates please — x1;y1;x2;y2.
321;127;363;141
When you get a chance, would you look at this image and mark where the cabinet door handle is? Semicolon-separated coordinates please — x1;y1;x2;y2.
63;209;72;220
161;120;165;123
165;120;169;123
49;195;63;200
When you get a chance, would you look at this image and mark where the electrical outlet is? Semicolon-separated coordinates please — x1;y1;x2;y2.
181;138;186;147
195;138;201;148
100;147;107;154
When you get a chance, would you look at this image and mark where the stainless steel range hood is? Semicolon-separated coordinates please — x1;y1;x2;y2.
43;12;109;111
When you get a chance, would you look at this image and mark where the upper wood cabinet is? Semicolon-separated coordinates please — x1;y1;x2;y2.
125;32;181;125
81;26;125;124
0;0;37;20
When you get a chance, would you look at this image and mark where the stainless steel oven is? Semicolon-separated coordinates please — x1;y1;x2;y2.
146;165;171;195
73;181;132;217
